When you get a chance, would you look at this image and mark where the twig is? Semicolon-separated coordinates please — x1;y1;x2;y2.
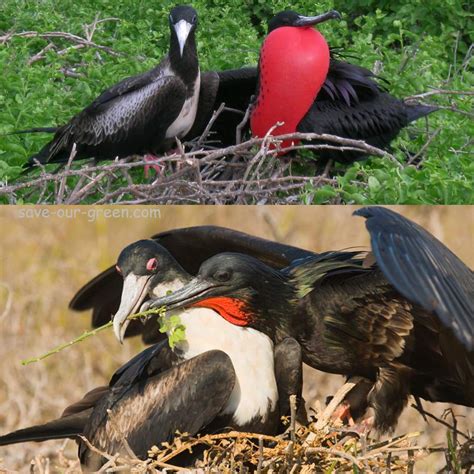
410;403;469;440
313;377;365;432
408;128;441;166
0;30;121;56
20;307;165;365
0;281;13;321
236;100;253;144
57;143;77;203
159;431;282;463
305;447;362;469
405;88;474;101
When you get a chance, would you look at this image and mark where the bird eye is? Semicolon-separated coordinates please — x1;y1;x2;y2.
146;258;158;272
192;15;197;23
115;265;122;275
214;269;231;282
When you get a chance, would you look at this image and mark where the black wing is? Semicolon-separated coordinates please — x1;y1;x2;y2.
84;64;168;112
355;206;474;351
108;339;177;387
185;67;257;147
69;226;316;341
81;350;235;467
27;67;186;166
299;60;437;163
0;384;109;446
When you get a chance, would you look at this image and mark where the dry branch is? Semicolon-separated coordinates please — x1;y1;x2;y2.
1;132;389;204
0;28;121;57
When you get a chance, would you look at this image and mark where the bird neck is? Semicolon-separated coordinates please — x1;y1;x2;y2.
169;32;199;87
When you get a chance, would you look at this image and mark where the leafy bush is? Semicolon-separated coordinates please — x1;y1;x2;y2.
0;0;472;203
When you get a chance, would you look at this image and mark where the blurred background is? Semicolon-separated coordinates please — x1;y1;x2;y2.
0;205;472;471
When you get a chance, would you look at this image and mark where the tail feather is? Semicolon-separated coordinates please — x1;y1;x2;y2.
405;103;439;123
0;410;90;446
22;141;59;175
5;127;58;136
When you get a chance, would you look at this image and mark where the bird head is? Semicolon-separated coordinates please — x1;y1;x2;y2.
113;240;188;343
268;10;341;33
144;253;296;340
169;5;198;58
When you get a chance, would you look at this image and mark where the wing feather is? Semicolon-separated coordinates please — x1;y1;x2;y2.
354;207;474;351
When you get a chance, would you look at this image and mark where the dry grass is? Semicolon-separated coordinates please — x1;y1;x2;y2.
0;206;472;472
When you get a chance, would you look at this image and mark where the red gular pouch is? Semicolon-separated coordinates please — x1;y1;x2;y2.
192;297;251;327
250;26;330;154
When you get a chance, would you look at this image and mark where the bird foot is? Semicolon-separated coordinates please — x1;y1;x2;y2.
330;401;355;426
144;154;163;178
349;416;374;435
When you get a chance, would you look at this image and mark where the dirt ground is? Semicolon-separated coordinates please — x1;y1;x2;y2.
0;206;472;472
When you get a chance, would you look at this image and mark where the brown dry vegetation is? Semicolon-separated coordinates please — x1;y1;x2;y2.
0;206;472;472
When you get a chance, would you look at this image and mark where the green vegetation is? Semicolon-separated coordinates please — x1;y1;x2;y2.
0;0;472;203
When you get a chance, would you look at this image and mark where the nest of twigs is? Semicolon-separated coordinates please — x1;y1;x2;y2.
16;391;471;473
1;110;400;205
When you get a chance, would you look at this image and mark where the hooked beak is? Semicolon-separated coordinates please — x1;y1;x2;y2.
113;273;153;344
294;10;341;27
143;277;219;312
173;20;193;57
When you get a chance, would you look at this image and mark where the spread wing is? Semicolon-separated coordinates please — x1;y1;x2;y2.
355;206;474;351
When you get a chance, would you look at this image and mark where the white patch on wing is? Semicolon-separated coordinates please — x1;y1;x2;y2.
165;70;201;139
174;308;278;426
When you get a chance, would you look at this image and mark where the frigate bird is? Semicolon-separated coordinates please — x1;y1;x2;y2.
69;225;315;343
248;10;439;162
23;5;201;172
0;241;304;470
16;10;438;172
146;207;474;432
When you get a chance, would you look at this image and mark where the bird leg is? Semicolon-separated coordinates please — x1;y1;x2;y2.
143;154;164;178
330;400;355;426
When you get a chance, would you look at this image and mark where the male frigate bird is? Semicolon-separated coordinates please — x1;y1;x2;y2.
0;241;304;470
23;5;201;172
249;10;438;162
145;207;474;433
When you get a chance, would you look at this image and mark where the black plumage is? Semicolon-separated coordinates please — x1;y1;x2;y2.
148;207;473;432
24;6;200;171
297;59;438;163
69;225;315;343
18;9;438;171
0;240;305;470
188;59;438;163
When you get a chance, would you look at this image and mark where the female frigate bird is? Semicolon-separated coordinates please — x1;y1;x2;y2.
0;241;304;471
23;5;201;173
145;207;474;433
249;10;438;162
69;225;315;343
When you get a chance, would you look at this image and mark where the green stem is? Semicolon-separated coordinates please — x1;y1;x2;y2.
21;307;165;366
